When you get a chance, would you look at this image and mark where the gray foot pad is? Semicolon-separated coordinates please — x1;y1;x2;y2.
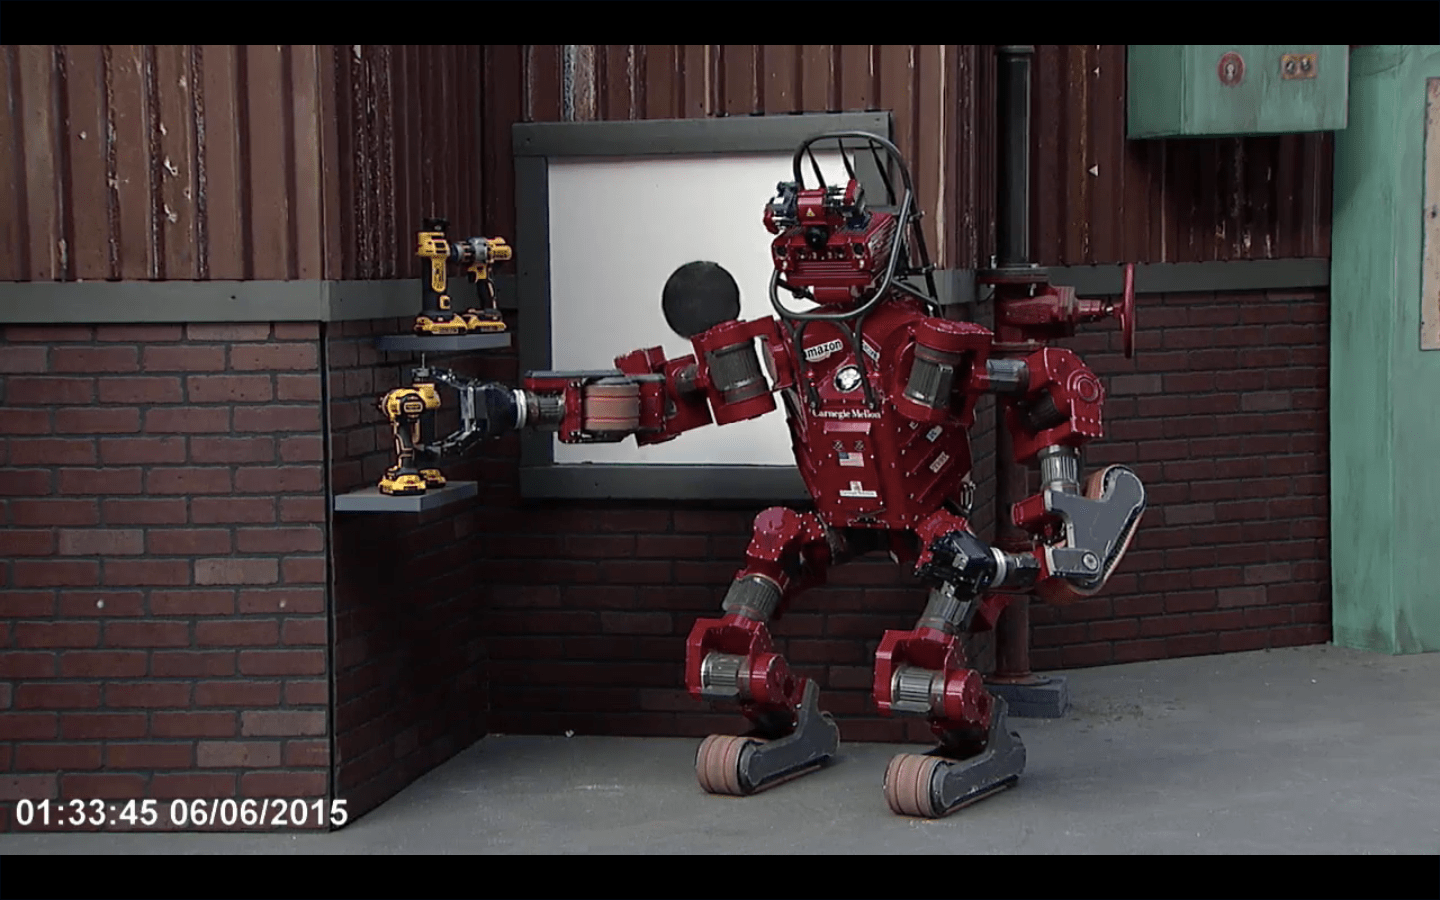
987;674;1070;718
739;680;840;793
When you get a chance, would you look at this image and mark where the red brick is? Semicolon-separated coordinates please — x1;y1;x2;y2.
15;743;102;770
143;345;227;372
52;346;139;373
195;558;279;586
61;712;148;740
237;527;324;555
107;682;192;708
144;407;230;433
1163;590;1219;613
105;620;190;647
151;590;236;616
0;344;48;372
187;374;273;403
230;344;318;371
192;496;275;524
1244;606;1293;628
234;466;322;494
1218;629;1271;652
242;710;326;737
146;467;233;494
0;713;58;740
58;590;145;617
239;588;324;614
102;498;185;525
12;439;99;469
187;324;271;342
189;436;275;463
284;680;327;705
152;711;239;737
1217;586;1269;609
273;323;320;340
278;435;324;462
0;469;51;496
197;740;281;768
1088;618;1140;641
240;771;327;798
148;528;233;555
152;650;236;677
279;496;326;523
14;560;99;587
197;619;279;646
276;373;321;401
59;773;149;800
7;376;96;405
1166;633;1220;657
60;651;148;677
282;557;326;584
0;773;58;801
10;499;94;526
58;467;142;495
598;611;673;635
98;376;184;404
284;740;328;767
4;530;55;555
1245;563;1291;585
1191;610;1248;632
239;650;325;676
0;591;57;617
195;681;281;707
97;436;186;464
1110;638;1168;663
105;742;196;769
16;682;99;708
0;409;50;434
58;528;145;556
282;617;327;645
233;406;321;433
149;772;233;796
104;559;190;586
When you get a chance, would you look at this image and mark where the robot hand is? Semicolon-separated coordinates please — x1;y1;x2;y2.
412;367;525;458
917;531;1003;599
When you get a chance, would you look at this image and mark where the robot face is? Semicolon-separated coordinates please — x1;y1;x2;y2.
834;365;864;393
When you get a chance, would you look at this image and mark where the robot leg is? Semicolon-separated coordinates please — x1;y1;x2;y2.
684;508;842;797
873;586;1027;818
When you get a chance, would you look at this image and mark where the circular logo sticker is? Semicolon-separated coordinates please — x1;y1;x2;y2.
834;365;863;393
1218;52;1245;87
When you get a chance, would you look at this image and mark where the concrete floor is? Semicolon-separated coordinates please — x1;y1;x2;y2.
5;644;1439;854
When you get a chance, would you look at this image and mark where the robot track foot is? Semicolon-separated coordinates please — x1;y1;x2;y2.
883;697;1026;818
695;679;839;797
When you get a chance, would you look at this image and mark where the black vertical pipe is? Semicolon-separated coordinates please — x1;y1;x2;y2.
992;45;1037;683
995;46;1033;268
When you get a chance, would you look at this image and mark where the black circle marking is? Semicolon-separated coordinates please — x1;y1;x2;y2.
662;261;741;339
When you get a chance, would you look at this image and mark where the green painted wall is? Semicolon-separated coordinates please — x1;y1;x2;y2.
1331;46;1440;654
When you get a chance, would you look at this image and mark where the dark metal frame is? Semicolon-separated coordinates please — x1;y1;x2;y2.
511;112;892;501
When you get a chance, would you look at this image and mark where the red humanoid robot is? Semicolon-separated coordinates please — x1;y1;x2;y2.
431;132;1145;818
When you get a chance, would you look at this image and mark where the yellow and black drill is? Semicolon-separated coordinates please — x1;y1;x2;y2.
378;377;445;496
414;217;513;336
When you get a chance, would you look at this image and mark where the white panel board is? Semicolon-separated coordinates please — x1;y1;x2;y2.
546;152;855;464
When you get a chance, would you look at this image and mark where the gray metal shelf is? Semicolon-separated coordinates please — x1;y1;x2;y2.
374;333;511;352
333;481;478;514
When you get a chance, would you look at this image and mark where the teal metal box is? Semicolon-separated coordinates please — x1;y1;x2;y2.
1127;45;1349;138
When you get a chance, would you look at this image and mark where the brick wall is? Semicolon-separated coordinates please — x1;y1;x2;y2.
325;318;493;818
0;323;330;830
481;289;1331;741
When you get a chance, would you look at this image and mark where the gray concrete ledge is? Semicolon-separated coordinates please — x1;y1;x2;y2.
0;274;518;324
333;481;478;513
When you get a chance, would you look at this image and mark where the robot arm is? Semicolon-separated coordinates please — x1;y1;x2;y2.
415;314;794;454
991;346;1147;604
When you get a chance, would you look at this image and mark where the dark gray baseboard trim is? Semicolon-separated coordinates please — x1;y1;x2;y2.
520;465;810;501
1044;259;1330;295
0;274;518;324
514;113;892;158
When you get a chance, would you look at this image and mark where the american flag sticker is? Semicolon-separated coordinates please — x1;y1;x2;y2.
840;451;865;467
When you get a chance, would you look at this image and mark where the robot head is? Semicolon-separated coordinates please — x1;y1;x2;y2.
765;132;938;322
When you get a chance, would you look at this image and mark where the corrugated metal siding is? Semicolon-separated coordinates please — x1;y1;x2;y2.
1031;44;1333;265
334;45;485;280
0;44;484;283
479;45;996;271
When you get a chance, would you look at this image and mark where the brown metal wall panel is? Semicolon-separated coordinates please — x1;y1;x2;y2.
762;45;799;115
1030;44;1333;265
155;45;198;280
200;45;245;281
60;47;105;281
245;45;291;280
15;45;62;280
0;47;22;280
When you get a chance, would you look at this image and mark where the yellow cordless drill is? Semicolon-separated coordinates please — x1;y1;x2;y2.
453;235;512;334
413;217;512;336
378;378;445;496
